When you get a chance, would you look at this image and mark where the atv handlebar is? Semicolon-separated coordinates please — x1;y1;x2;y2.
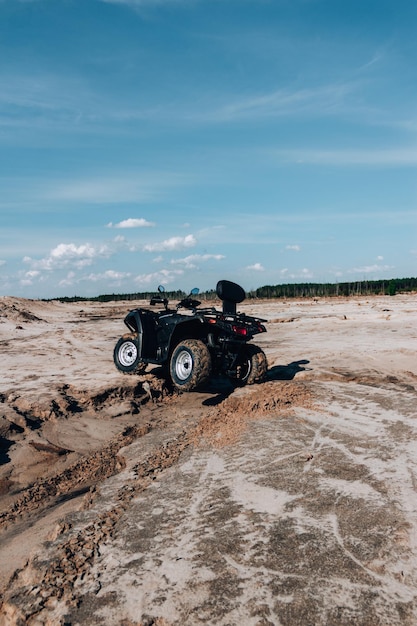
150;286;201;311
177;297;201;310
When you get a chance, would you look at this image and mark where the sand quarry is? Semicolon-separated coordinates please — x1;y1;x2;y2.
0;292;416;625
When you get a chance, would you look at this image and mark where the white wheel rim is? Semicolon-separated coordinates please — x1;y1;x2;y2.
176;350;193;380
119;341;138;367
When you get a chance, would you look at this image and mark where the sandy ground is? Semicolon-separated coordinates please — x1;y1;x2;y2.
0;293;416;625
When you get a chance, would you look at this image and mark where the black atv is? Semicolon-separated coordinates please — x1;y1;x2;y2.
113;279;268;392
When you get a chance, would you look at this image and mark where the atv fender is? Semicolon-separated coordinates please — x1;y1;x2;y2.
166;317;206;357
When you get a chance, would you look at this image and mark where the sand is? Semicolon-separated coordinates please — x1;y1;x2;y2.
0;293;416;625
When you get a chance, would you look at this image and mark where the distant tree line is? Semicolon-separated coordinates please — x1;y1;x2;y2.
47;289;219;304
252;277;417;299
49;289;187;303
46;277;416;303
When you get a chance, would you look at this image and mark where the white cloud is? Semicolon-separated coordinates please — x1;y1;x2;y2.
112;235;139;253
83;270;132;282
273;148;417;168
19;269;42;287
23;242;111;271
0;260;6;267
171;253;225;269
51;243;107;263
134;269;184;287
99;0;192;6
246;263;264;272
43;171;188;204
58;269;131;288
204;82;359;123
0;71;91;117
25;270;41;279
286;245;301;252
58;272;76;288
107;218;155;229
350;263;394;274
143;234;197;253
281;268;314;280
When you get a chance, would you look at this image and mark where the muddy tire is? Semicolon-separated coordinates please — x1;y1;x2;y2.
113;337;147;374
170;339;211;391
237;344;267;385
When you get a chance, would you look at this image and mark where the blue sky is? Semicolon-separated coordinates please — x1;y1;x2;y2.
0;0;416;298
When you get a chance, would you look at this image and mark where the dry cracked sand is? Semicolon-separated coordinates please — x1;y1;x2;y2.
0;293;416;625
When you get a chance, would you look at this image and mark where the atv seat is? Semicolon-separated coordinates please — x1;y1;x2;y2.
216;280;246;315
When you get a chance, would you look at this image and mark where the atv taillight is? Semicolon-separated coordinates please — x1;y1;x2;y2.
257;323;266;332
232;325;247;337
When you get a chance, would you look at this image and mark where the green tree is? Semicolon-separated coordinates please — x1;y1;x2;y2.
387;280;397;296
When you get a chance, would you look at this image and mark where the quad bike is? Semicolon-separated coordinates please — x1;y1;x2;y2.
113;279;268;391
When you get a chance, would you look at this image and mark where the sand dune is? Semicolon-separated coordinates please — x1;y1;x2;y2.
1;294;417;625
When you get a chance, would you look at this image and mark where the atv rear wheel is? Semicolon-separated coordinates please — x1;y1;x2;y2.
170;339;211;391
114;337;147;374
237;344;267;385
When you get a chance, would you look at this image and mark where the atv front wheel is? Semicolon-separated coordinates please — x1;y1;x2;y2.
114;337;147;374
170;339;211;391
237;344;267;385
